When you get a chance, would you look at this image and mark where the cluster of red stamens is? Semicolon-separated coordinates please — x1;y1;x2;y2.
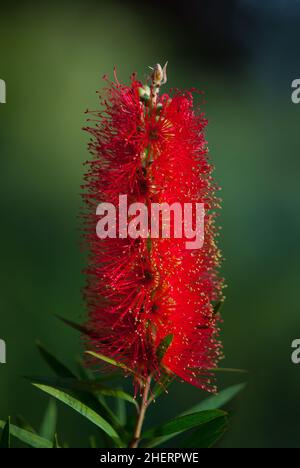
82;65;224;392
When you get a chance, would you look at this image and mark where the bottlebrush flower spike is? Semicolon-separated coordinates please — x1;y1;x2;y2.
83;64;224;393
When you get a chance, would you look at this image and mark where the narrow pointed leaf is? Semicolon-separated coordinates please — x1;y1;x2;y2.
32;383;123;447
86;351;134;375
27;375;137;408
89;435;98;448
156;334;173;362
39;399;57;440
213;301;224;316
36;341;76;379
53;434;60;448
76;357;121;384
55;314;91;336
152;376;175;401
15;415;36;434
76;358;122;384
0;418;10;448
94;387;137;407
142;409;226;448
190;367;247;374
208;368;248;374
115;397;126;426
181;383;247;415
181;415;228;448
0;421;52;448
27;375;122;435
143;409;225;438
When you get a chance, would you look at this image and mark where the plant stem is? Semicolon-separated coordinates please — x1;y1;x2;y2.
128;64;166;449
128;376;152;448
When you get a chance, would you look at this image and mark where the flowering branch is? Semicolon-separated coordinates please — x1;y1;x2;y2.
83;62;224;394
0;64;247;450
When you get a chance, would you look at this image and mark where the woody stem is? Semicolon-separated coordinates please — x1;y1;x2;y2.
128;376;152;448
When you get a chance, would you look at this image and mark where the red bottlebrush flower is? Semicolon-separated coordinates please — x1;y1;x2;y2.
83;65;224;393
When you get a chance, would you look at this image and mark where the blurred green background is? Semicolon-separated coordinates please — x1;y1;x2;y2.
1;0;300;448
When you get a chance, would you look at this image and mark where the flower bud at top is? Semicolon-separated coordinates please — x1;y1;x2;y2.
151;62;168;87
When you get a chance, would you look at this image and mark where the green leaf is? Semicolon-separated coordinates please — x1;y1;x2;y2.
39;399;57;440
32;383;123;447
146;236;152;253
0;421;52;448
207;368;248;374
36;341;76;379
28;374;123;436
156;334;173;362
75;357;121;384
190;367;247;374
115;397;126;426
86;351;134;375
55;314;91;336
27;375;137;408
52;434;60;448
92;387;137;407
151;376;175;401
15;415;36;434
89;435;98;448
143;409;225;438
181;383;247;415
213;301;224;315
181;415;228;448
142;409;226;448
0;418;10;448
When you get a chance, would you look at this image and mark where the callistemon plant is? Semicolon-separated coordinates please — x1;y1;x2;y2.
83;63;224;447
0;65;245;451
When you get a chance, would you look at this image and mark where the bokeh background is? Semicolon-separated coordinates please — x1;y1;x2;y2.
1;0;300;448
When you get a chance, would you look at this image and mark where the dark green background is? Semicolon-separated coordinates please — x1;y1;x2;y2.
1;0;300;448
